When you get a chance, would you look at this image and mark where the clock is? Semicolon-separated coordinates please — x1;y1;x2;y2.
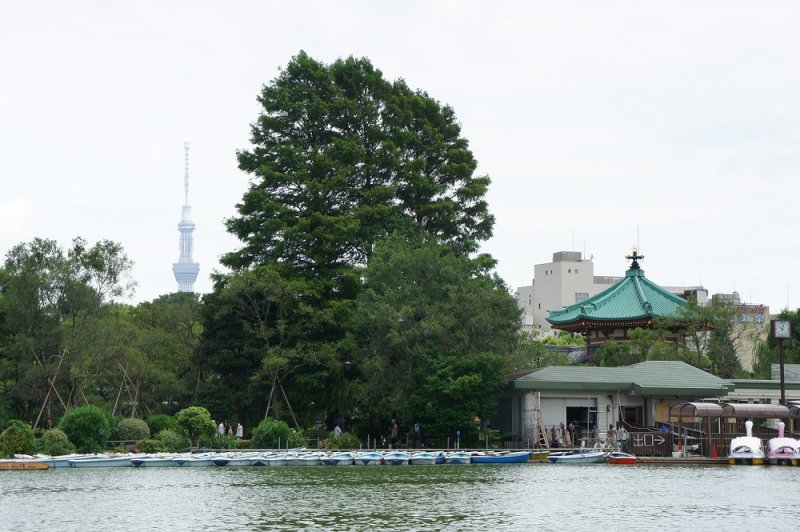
773;320;791;339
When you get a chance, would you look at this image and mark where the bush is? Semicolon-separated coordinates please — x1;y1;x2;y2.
251;418;305;449
175;406;215;446
156;429;188;452
147;414;179;436
114;418;151;442
236;439;252;449
138;439;166;453
324;431;361;450
41;428;75;456
0;420;36;455
198;433;236;449
59;406;111;453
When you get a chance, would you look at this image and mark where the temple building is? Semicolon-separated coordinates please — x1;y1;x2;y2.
546;251;691;356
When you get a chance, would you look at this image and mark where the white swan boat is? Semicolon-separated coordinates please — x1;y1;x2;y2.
729;420;765;465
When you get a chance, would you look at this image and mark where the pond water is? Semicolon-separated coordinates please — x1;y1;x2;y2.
2;463;795;531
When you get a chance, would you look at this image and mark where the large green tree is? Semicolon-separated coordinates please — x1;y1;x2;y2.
0;238;134;424
202;52;499;434
352;234;519;444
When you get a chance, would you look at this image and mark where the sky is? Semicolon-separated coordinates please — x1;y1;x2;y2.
1;1;799;312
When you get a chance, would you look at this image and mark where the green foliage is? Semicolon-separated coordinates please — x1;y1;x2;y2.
324;431;361;450
137;439;166;453
59;406;111;453
175;406;215;446
41;428;75;456
353;234;518;437
251;418;305;449
114;418;150;442
0;237;134;422
198;433;237;450
146;414;180;436
0;420;36;455
505;331;572;373
155;429;188;452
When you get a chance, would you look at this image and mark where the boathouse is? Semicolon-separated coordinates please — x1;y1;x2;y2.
546;251;690;358
496;361;733;448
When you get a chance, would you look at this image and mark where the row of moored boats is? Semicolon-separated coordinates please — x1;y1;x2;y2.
2;450;532;468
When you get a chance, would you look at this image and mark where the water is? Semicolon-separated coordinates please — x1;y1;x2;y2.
1;463;796;531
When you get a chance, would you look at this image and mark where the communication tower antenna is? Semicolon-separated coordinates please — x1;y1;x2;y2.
172;141;200;292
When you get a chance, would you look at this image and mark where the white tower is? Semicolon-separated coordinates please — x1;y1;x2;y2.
172;142;200;292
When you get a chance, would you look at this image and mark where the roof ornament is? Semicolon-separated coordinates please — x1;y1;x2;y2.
626;248;644;270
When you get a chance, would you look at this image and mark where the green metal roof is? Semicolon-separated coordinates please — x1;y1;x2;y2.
512;361;733;396
547;266;688;326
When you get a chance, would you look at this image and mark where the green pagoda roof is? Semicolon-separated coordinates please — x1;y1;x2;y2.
547;253;687;328
512;361;733;396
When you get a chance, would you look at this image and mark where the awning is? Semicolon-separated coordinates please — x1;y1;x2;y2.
720;403;791;418
669;402;723;418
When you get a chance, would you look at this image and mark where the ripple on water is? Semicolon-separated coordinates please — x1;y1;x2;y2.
1;463;797;531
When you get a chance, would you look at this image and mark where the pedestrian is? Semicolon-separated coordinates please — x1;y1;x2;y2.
226;421;233;437
334;424;342;439
606;424;617;448
390;418;399;449
217;420;225;436
236;422;244;440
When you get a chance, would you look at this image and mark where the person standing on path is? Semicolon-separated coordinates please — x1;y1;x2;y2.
390;419;399;449
236;422;244;440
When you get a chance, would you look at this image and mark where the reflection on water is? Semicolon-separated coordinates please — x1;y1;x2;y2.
1;463;796;531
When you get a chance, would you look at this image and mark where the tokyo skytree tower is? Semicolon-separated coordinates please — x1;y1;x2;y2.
172;142;200;292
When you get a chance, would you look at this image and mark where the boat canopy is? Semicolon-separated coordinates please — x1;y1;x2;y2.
720;403;792;418
669;402;723;418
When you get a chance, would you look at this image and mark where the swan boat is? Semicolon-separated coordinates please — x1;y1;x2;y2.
728;420;766;465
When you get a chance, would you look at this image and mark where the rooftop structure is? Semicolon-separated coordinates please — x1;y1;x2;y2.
546;251;690;356
515;250;706;334
172;142;200;292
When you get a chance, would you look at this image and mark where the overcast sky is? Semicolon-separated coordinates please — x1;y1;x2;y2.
2;2;798;312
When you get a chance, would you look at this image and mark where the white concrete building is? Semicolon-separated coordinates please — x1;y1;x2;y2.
516;251;707;334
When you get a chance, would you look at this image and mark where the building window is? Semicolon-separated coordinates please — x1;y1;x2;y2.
755;314;765;324
568;269;571;273
538;303;541;309
739;314;749;323
575;292;589;303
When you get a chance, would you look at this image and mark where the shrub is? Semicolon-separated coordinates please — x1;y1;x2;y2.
147;414;179;436
198;433;236;450
59;406;111;453
114;418;151;442
175;406;215;446
324;431;361;450
235;439;252;449
0;420;36;455
251;418;305;449
138;439;166;453
156;429;188;452
41;428;75;456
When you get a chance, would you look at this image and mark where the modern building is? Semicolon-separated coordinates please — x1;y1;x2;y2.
172;142;200;292
516;251;706;334
710;292;769;372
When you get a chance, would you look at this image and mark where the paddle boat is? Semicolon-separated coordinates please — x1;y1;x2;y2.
606;451;637;465
131;454;181;468
547;450;607;464
444;451;471;464
68;453;139;468
173;453;215;467
211;452;261;467
383;451;411;465
321;451;356;466
728;420;765;465
354;451;384;466
767;422;798;466
285;451;324;466
409;451;444;465
470;451;529;464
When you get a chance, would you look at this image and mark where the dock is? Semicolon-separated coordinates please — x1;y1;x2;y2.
0;461;50;471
